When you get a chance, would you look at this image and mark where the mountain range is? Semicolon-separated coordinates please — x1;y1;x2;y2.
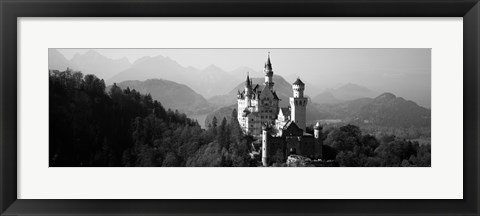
49;49;255;99
48;49;77;71
71;50;132;80
49;49;132;80
49;49;430;130
206;91;430;129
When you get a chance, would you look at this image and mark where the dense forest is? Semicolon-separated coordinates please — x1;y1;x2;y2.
50;69;430;167
313;125;431;167
50;69;250;167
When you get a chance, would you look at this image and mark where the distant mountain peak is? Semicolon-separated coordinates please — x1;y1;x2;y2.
204;64;223;71
49;49;77;71
375;92;396;101
118;57;130;62
313;83;376;104
375;92;397;99
72;52;81;59
338;83;371;92
132;55;182;68
72;50;107;62
151;55;168;60
85;49;101;56
133;56;152;65
66;50;132;81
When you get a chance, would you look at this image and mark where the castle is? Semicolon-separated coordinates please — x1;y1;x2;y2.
237;53;323;166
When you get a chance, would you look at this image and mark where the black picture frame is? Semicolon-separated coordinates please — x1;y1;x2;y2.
1;0;479;215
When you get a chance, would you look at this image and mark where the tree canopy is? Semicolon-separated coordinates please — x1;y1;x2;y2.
50;70;251;167
322;124;430;167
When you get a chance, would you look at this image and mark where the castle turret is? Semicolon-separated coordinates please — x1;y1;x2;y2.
264;52;274;89
262;124;269;166
314;122;323;159
292;77;305;98
245;73;252;107
290;77;308;131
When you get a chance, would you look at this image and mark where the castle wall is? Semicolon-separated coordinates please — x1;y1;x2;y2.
239;93;280;136
258;100;277;125
266;136;286;165
285;136;315;158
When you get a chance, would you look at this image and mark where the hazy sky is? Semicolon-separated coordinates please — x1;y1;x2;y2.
58;48;431;107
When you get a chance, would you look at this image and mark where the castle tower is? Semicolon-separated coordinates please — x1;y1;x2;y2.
290;78;308;131
262;125;269;166
245;72;252;107
314;122;323;159
264;52;274;89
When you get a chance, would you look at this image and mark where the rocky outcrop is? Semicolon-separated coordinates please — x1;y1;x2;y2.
286;155;312;167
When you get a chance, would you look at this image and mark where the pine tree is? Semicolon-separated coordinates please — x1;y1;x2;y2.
212;116;218;128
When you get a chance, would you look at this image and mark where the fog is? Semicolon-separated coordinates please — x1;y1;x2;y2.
58;48;431;108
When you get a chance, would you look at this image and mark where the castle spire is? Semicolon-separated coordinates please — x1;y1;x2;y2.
265;52;272;71
264;52;274;89
245;72;251;87
293;77;305;87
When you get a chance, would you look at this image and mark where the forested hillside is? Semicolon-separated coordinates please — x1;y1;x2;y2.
49;69;251;167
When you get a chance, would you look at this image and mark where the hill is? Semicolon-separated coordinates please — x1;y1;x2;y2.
204;104;237;127
313;92;430;128
112;79;213;115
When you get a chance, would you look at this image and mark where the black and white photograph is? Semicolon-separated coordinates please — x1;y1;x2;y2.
49;49;431;167
4;1;478;214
